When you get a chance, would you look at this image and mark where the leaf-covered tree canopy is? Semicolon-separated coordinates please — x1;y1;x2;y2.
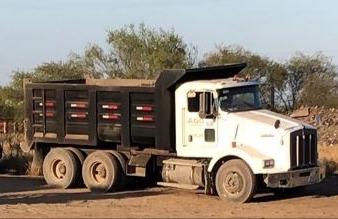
201;46;338;111
0;24;197;120
78;23;197;79
0;24;337;122
285;52;338;109
202;45;288;109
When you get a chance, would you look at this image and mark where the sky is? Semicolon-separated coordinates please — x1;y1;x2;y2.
1;0;338;85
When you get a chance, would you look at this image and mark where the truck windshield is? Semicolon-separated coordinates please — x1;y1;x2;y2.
217;85;262;112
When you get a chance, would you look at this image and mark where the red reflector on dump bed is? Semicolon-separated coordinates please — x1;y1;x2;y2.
102;104;119;110
39;101;55;107
46;112;55;117
102;114;119;120
70;113;87;118
45;101;55;107
136;105;153;111
70;102;88;108
39;112;55;117
136;116;154;122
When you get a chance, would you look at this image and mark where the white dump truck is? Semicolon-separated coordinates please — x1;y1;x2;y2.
21;63;324;202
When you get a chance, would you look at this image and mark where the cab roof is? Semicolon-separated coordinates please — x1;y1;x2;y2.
157;63;247;89
178;78;259;91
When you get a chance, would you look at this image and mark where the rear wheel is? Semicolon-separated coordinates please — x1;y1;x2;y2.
215;159;256;203
66;147;85;165
43;148;80;188
65;147;85;186
82;151;123;192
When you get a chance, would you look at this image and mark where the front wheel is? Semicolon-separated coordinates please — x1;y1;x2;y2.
215;159;256;203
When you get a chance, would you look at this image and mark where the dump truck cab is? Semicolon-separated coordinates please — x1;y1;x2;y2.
175;78;261;158
174;75;324;195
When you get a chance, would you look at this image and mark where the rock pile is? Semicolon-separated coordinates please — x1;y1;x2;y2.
291;106;338;146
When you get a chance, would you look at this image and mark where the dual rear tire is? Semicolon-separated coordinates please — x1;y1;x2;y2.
43;148;124;192
82;151;124;192
43;148;81;188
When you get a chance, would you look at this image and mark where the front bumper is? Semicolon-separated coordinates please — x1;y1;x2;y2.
264;167;325;188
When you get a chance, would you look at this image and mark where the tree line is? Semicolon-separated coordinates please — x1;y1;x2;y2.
1;23;337;121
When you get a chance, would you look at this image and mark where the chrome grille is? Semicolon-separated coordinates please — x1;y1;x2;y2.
290;128;317;169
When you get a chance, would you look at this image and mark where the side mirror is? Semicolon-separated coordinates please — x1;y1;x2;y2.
198;92;217;119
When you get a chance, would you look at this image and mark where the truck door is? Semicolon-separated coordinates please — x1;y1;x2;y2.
182;90;218;157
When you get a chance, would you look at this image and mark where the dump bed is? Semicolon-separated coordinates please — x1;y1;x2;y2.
25;79;156;149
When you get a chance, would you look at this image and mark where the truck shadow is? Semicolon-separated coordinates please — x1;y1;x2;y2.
0;175;46;194
0;174;337;205
0;189;172;205
253;173;338;202
0;175;173;205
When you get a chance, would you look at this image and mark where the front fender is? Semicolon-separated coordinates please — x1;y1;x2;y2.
207;147;270;174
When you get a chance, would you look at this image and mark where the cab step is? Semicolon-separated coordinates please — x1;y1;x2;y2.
157;182;199;190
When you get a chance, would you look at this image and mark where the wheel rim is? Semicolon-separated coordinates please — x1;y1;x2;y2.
223;171;244;195
51;159;67;180
90;161;108;184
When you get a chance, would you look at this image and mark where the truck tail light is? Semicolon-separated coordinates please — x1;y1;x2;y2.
136;105;153;111
102;104;119;110
102;114;119;120
136;116;154;122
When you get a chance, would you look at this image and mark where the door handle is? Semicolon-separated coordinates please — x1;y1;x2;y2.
188;135;193;142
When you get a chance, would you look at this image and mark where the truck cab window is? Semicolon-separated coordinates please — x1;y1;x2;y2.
203;92;213;115
187;91;201;112
218;85;262;112
187;91;214;115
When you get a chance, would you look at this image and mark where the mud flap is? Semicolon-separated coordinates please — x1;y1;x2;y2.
127;154;151;177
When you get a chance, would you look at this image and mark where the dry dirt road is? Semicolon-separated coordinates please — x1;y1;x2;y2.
0;174;337;218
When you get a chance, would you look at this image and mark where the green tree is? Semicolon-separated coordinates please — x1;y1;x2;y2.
0;88;21;121
0;24;197;121
284;52;338;109
77;23;197;79
32;60;90;82
202;45;288;109
70;44;116;79
0;71;34;120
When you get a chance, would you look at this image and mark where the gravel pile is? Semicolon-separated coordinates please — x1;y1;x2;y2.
291;106;338;146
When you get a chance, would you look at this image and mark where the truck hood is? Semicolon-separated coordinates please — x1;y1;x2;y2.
230;109;314;131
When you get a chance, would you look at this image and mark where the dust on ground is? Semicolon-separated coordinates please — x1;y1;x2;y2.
0;173;337;218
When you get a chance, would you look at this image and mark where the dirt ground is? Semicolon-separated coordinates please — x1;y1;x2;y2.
320;146;338;162
0;174;337;218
